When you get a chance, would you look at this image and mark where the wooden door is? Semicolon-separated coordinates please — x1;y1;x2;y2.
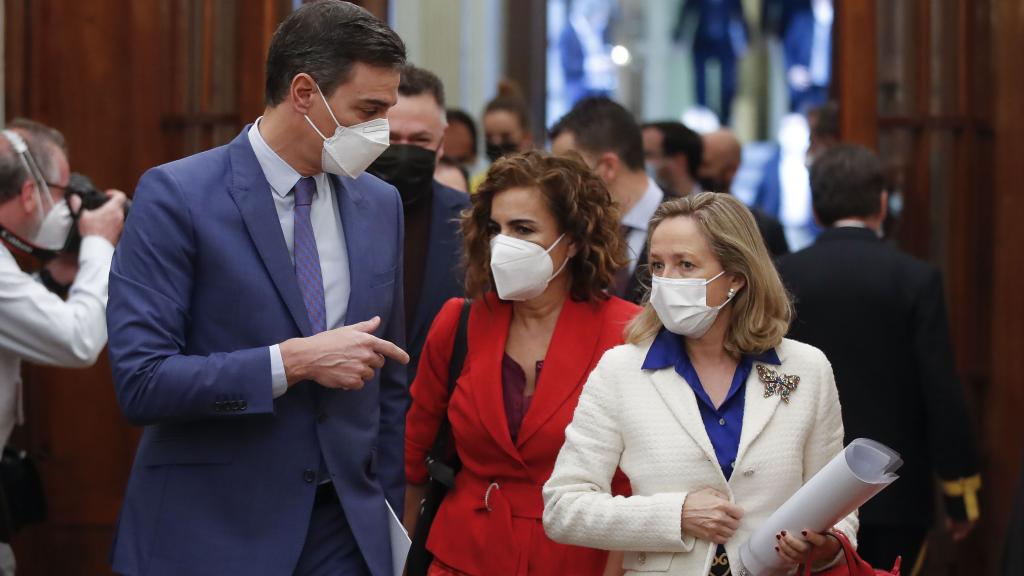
835;1;1024;573
4;0;287;572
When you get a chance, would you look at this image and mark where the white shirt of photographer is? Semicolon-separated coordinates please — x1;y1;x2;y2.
0;236;114;449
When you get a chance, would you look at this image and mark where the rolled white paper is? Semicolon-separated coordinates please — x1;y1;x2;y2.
739;438;902;576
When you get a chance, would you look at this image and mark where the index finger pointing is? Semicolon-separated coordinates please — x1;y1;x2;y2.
369;336;410;365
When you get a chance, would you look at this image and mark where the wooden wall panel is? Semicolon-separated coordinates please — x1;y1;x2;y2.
986;0;1024;564
835;0;877;149
4;0;284;572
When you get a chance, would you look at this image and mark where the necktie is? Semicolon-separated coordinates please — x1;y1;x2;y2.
293;177;327;334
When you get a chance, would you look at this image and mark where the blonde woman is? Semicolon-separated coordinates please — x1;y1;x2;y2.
543;193;856;575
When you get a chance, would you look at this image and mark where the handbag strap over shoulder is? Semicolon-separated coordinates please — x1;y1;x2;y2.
425;298;471;488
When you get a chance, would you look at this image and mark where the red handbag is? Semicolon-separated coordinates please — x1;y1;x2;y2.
799;531;901;576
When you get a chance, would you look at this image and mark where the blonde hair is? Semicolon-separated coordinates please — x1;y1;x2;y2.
625;193;792;355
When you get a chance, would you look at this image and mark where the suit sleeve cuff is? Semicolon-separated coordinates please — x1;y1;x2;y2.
269;344;288;398
941;474;982;522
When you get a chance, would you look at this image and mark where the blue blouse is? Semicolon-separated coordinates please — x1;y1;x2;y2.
642;329;781;480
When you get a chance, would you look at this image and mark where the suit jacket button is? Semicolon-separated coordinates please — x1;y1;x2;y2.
316;412;327;424
303;469;316;483
239;400;247;411
744;468;755;477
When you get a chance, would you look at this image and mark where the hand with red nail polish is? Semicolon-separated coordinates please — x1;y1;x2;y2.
774;527;841;570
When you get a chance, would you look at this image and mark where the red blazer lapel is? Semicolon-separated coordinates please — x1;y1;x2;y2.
469;294;526;465
515;298;605;449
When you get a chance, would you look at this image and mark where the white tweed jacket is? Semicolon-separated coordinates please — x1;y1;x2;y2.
543;337;858;576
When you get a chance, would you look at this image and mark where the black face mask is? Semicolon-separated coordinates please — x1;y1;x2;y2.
367;144;437;208
698;176;728;193
486;141;519;163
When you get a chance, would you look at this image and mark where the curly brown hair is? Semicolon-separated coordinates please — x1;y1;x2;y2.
462;151;627;302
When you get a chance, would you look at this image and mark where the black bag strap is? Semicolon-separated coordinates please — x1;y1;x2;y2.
425;298;471;488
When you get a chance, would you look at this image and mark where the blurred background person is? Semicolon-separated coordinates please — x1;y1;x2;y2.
805;101;840;167
440;108;479;189
699;129;790;257
642;121;703;199
543;192;854;575
405;151;637;576
0;119;126;574
482;80;535;164
367;64;470;386
550;96;663;304
778;144;980;570
434;158;470;194
672;0;748;126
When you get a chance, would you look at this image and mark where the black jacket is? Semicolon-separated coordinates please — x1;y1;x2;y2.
777;226;980;526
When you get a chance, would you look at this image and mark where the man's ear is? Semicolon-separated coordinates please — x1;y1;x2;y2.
289;73;319;116
435;136;447;163
19;179;38;216
879;190;889;222
596;152;621;184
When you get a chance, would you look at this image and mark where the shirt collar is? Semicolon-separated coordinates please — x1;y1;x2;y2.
248;117;306;199
641;328;781;372
621;177;665;232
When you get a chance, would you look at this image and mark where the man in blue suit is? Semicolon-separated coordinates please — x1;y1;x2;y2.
106;2;411;575
366;64;469;387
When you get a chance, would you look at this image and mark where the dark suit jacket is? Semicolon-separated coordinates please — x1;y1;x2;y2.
107;129;406;576
752;206;790;258
778;226;980;526
407;182;469;386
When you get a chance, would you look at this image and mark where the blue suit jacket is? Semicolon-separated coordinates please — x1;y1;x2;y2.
107;129;407;576
406;182;469;386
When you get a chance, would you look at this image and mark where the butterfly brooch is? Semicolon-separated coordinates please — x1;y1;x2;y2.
756;365;800;404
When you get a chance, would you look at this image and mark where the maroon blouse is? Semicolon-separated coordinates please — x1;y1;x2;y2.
501;353;543;441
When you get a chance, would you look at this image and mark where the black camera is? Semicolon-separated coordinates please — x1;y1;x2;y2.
63;172;129;253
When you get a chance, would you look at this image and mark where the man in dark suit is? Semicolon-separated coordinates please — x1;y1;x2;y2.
367;64;469;385
700;129;790;257
106;3;411;574
777;144;980;570
550;97;665;305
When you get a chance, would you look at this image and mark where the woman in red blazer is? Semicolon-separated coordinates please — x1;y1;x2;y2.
405;151;639;576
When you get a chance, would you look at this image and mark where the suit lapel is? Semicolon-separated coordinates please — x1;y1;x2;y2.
735;361;783;466
649;368;719;465
516;299;603;448
226;130;312;337
470;297;525;464
332;174;369;324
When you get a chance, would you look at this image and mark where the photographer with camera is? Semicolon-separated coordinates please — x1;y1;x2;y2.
0;119;125;574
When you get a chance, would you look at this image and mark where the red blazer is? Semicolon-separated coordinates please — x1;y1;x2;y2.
406;293;639;576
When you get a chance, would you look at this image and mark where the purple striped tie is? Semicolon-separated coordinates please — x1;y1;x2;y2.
293;177;327;334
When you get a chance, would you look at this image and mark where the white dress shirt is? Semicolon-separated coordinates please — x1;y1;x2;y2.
0;236;113;448
621;177;665;275
247;119;351;398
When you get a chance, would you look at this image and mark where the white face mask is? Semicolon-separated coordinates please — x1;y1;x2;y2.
31;198;73;250
490;233;569;301
649;270;736;338
304;83;390;178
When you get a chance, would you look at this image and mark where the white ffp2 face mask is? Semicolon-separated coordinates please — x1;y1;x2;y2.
31;198;73;250
649;270;736;338
304;83;390;178
490;233;569;301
